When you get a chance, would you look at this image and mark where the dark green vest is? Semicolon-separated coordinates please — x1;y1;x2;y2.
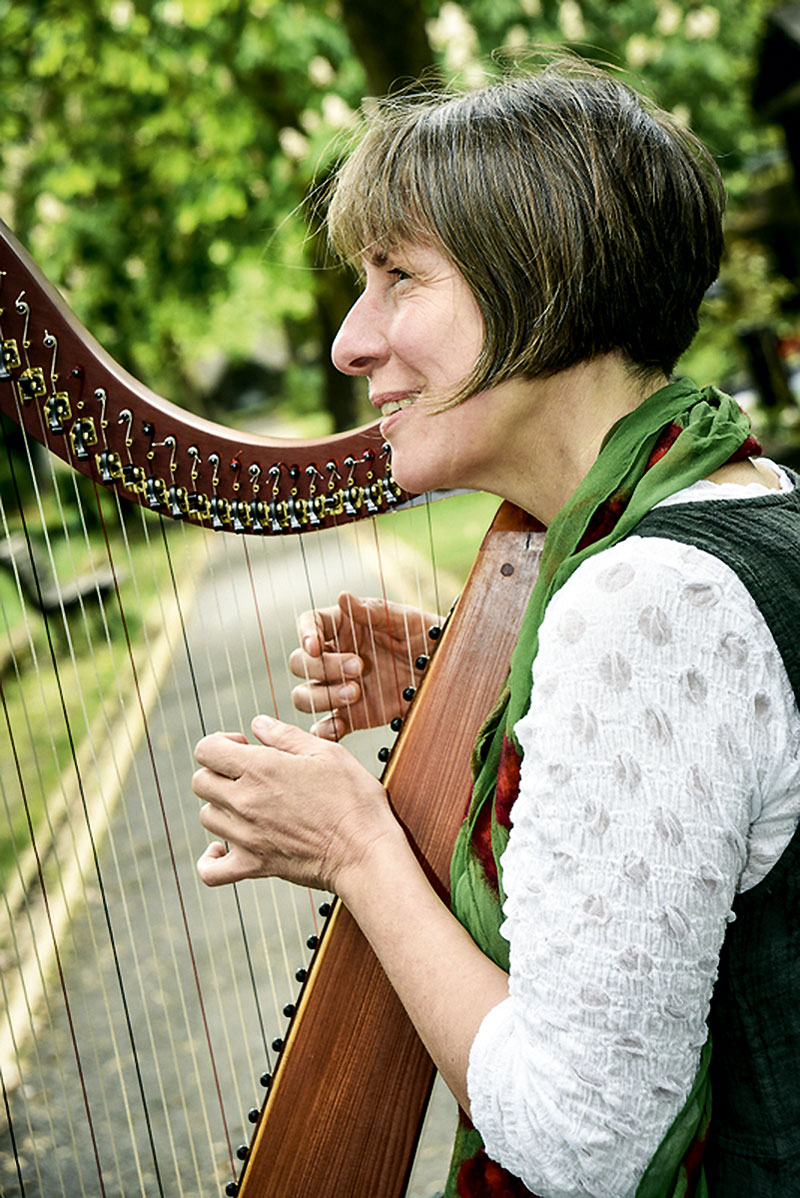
634;476;800;1196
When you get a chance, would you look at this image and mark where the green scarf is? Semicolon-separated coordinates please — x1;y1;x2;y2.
446;377;755;1198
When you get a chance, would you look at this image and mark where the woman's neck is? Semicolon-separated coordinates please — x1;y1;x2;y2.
490;356;668;525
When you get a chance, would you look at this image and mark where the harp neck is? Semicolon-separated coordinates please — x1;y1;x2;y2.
0;218;415;534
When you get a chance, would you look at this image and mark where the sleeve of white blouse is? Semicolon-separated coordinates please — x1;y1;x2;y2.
465;535;794;1198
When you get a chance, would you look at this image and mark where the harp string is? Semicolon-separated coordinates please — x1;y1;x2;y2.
91;485;252;1166
372;514;416;700
2;512;227;1188
0;554;101;1198
238;526;320;1011
46;345;246;1184
171;520;299;1049
0;274;241;1191
3;428;262;1188
0;262;457;1198
91;502;243;1187
0;638;113;1197
175;522;274;1065
0;1049;27;1197
115;407;342;1145
240;538;279;717
0;410;169;1195
210;520;329;1063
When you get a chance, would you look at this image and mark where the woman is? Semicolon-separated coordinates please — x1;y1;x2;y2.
191;60;800;1196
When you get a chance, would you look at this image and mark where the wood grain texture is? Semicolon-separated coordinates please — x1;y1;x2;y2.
239;502;544;1197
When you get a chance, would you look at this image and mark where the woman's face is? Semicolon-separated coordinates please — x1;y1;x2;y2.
331;242;501;495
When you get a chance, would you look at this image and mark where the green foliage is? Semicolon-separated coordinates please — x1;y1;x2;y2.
0;0;793;419
434;0;794;396
0;0;366;408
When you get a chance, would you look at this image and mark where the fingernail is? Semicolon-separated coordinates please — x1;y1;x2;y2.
342;658;361;677
339;683;359;701
304;636;315;653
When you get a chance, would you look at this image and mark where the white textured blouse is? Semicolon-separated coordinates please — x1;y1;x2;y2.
466;465;800;1197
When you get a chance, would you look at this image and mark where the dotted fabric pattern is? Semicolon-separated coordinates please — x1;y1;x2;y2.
466;472;800;1198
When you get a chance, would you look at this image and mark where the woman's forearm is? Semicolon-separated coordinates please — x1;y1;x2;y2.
336;824;509;1114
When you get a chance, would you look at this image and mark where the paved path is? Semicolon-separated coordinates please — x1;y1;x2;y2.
0;519;455;1197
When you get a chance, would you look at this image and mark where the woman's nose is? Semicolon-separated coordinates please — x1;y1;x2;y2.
331;294;388;376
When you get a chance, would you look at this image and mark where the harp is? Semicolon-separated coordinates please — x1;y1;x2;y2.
0;219;543;1197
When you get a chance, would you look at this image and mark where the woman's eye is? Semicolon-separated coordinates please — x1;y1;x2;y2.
388;267;410;283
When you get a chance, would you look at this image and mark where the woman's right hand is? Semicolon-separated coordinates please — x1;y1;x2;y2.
289;591;439;740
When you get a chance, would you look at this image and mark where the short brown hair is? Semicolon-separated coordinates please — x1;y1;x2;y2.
327;59;724;400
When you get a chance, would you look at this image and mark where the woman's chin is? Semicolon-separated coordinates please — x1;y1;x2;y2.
389;461;447;496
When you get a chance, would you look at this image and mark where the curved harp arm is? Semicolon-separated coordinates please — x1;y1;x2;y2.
0;218;415;533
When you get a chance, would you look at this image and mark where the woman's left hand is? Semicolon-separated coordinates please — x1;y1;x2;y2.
192;716;392;892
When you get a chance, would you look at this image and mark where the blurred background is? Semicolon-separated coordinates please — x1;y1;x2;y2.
4;0;800;460
5;7;800;1192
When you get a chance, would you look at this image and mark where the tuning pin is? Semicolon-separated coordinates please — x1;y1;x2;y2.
363;486;379;515
380;476;398;505
145;477;165;510
70;417;97;461
281;496;299;530
305;501;321;528
249;499;266;533
231;501;248;533
342;486;358;518
98;449;120;483
168;484;188;517
268;499;283;534
210;499;224;531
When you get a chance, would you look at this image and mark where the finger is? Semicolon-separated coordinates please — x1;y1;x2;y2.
288;645;363;685
192;767;240;808
197;841;251;888
296;606;340;657
310;713;347;741
197;794;260;846
194;731;249;777
250;714;322;755
338;592;433;645
337;592;385;633
291;678;361;715
197;798;236;839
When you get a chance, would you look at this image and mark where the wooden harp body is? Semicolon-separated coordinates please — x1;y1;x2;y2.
0;221;543;1196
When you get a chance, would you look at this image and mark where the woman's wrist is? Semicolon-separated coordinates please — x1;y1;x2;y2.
334;809;416;911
